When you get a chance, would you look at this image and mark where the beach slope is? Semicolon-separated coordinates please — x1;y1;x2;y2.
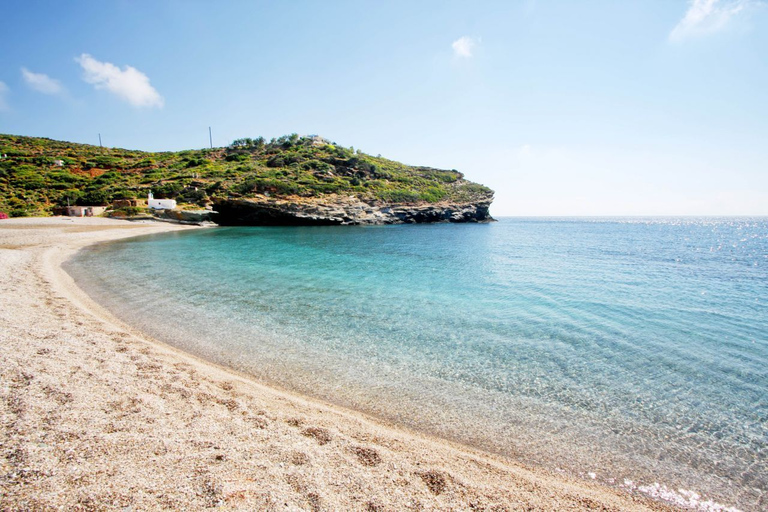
0;217;671;510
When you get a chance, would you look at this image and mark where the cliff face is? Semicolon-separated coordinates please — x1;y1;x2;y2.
212;193;493;226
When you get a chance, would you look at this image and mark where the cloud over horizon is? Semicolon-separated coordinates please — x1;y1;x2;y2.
669;0;758;41
451;36;478;58
21;68;64;95
75;54;164;108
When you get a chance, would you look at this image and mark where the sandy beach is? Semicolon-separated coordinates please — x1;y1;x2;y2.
0;217;672;511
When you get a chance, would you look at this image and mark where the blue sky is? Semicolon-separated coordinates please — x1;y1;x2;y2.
1;0;766;216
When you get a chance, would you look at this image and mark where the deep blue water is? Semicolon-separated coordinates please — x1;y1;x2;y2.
66;218;768;510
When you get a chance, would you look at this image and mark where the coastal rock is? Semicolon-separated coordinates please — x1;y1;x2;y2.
155;209;214;225
212;193;494;226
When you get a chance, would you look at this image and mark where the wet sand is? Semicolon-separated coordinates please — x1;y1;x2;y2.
0;217;673;510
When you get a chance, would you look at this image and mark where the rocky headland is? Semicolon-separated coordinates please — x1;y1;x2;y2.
0;133;495;225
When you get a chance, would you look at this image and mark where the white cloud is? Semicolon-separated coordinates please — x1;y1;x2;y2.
669;0;757;41
75;53;164;108
21;68;64;95
452;36;478;58
0;81;9;111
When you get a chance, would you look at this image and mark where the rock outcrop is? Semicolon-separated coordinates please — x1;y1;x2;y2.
212;194;493;226
154;209;215;225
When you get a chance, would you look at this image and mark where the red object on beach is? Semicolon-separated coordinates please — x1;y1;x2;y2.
0;212;8;219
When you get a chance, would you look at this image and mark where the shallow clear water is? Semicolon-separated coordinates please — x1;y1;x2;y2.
66;218;768;510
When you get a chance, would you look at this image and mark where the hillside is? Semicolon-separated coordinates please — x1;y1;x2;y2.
0;133;494;224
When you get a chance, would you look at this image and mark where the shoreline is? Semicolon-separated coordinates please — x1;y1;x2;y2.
0;217;673;510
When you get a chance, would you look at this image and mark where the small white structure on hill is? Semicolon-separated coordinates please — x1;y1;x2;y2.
305;135;330;146
147;191;176;210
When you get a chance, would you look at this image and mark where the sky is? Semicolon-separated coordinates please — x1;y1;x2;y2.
1;0;766;216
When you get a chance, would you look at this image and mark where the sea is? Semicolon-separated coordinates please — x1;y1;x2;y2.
64;217;768;511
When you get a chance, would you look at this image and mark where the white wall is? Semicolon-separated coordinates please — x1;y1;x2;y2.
148;199;177;210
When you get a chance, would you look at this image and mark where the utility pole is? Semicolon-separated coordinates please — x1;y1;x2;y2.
98;133;103;148
209;127;213;149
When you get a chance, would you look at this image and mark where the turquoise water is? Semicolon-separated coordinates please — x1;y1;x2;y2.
66;218;768;510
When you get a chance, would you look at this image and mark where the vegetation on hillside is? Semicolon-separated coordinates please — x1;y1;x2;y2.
0;133;493;217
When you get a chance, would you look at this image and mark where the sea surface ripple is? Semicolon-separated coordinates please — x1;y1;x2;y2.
66;217;768;511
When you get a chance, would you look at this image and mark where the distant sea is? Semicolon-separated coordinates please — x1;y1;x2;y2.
65;218;768;511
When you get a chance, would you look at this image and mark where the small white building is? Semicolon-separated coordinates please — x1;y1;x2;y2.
147;191;176;210
304;135;330;146
53;159;64;167
56;205;108;217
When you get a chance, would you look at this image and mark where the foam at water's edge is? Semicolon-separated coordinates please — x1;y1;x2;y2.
623;481;743;512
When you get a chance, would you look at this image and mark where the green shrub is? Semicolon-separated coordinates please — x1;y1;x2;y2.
178;187;208;205
420;186;448;203
91;156;124;168
300;160;333;173
55;189;83;206
48;171;84;189
237;178;303;196
152;182;184;198
93;171;121;185
185;157;208;167
133;158;155;168
225;153;250;162
77;189;110;205
377;189;421;203
11;166;46;190
111;188;137;200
